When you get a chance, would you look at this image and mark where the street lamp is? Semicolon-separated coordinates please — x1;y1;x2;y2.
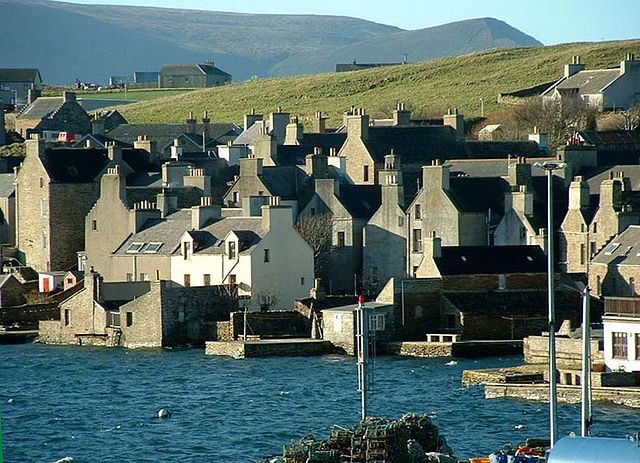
533;160;566;448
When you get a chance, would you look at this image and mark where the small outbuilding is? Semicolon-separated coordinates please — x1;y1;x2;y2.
322;302;394;354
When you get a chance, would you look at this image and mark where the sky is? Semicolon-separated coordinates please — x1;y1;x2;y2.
53;0;640;45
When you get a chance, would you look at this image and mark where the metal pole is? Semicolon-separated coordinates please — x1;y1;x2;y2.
401;280;405;326
581;287;592;437
243;307;247;341
356;295;368;420
547;167;558;448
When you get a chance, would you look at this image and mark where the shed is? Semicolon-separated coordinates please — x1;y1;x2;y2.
322;302;394;355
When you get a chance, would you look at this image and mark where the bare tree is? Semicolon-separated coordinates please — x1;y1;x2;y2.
295;213;333;274
255;288;280;312
620;107;640;131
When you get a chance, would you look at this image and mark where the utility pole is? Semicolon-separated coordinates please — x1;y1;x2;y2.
534;160;566;448
355;294;370;420
581;287;592;437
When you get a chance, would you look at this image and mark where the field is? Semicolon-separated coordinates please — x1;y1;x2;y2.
75;88;198;102
111;40;640;127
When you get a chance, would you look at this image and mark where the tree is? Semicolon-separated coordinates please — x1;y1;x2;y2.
294;212;333;275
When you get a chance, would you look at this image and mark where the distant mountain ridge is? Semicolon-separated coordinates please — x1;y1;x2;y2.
0;0;542;84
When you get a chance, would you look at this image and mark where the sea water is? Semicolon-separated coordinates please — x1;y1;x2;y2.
1;344;638;462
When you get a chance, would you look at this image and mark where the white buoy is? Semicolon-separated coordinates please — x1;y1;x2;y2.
157;408;171;419
52;458;75;463
446;360;458;366
515;424;526;430
7;398;13;404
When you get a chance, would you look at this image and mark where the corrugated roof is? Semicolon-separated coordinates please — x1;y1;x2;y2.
556;69;621;95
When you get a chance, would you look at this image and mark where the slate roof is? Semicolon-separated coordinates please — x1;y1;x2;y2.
40;148;110;183
592;225;640;266
363;126;458;164
276;133;348;166
447;177;510;214
555;69;621;95
114;209;265;257
73;134;132;150
108;123;241;152
0;68;41;83
583;165;640;192
16;97;64;120
261;166;309;200
339;184;381;220
233;121;265;146
578;130;640;146
0;173;15;198
434;245;547;275
462;141;545;158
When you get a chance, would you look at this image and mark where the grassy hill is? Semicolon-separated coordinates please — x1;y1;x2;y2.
116;39;640;127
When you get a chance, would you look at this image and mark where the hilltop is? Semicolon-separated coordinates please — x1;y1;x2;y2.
1;0;539;83
116;39;640;126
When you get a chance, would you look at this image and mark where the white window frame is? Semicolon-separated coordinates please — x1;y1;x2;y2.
369;313;386;331
126;242;145;253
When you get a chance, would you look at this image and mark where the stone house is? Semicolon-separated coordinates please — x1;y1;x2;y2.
171;198;314;311
159;62;231;88
222;156;309;214
477;124;503;141
362;153;407;293
0;173;16;245
321;301;394;354
298;177;381;294
38;272;237;348
14;92;91;138
542;54;640;111
0;68;42;105
15;138;157;272
589;225;640;297
406;160;509;276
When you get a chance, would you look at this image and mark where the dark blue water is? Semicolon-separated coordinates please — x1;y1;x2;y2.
1;345;638;463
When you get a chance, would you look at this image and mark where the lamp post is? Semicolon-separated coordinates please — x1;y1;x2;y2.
534;160;566;448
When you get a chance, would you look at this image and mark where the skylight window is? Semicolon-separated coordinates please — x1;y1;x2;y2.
144;242;163;253
605;243;620;255
126;242;145;253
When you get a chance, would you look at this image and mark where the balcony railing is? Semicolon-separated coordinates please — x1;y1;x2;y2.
604;297;640;318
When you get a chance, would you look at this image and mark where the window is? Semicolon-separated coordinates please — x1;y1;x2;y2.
498;274;507;290
64;309;71;326
126;311;134;327
369;313;385;331
631;277;636;296
139;273;149;282
636;334;640;360
412;229;422;252
184;274;191;287
232;191;240;204
597;275;602;296
580;243;586;265
337;231;345;247
258;190;264;196
310;207;316;216
612;332;628;359
605;242;620;255
204;274;211;286
300;277;305;285
398;216;404;227
126;273;134;282
144;242;163;253
126;242;145;253
593;222;598;233
264;248;270;263
333;313;343;333
412;265;418;278
590;241;597;257
414;204;422;220
580;223;586;233
40;198;48;218
520;227;527;240
363;165;369;182
183;241;191;260
228;274;237;284
41;230;48;250
39;177;44;188
92;219;97;231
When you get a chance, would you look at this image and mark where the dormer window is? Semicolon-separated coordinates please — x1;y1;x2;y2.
126;242;145;253
183;241;191;260
228;241;237;259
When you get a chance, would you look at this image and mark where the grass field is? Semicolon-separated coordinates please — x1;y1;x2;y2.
113;40;640;127
75;88;198;102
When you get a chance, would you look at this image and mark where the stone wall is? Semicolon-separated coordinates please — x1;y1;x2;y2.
461;313;547;341
204;339;334;358
524;335;604;368
381;341;453;357
228;310;309;340
0;303;57;326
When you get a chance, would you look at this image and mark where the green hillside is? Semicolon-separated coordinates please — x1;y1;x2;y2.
117;40;640;127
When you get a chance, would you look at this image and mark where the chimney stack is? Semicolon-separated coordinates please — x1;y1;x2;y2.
313;111;327;133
